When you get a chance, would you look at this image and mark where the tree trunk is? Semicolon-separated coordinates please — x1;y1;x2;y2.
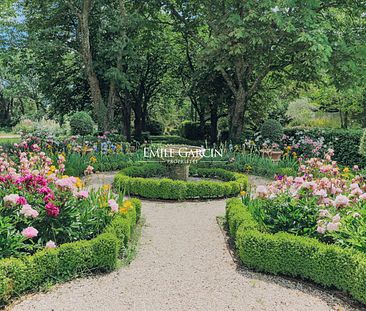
79;0;107;130
344;111;349;129
142;100;148;132
107;82;117;130
133;103;143;142
210;101;218;144
199;111;205;139
229;88;246;143
121;101;131;141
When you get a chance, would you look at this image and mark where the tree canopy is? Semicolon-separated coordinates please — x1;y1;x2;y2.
0;0;365;141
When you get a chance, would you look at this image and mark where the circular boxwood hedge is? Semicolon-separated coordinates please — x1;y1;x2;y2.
114;163;248;200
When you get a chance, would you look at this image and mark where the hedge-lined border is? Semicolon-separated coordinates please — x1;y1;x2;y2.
226;198;366;305
0;198;141;306
114;164;248;200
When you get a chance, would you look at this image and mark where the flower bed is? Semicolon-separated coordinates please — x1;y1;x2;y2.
114;163;248;200
0;148;142;305
226;198;366;305
226;149;366;304
0;198;141;306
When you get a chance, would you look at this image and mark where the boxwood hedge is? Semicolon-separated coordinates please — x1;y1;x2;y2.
114;163;248;200
0;198;141;306
226;198;366;305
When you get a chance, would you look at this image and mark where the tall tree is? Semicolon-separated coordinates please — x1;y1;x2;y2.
165;0;365;142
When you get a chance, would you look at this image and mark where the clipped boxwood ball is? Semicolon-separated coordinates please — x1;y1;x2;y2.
260;119;283;143
70;111;95;136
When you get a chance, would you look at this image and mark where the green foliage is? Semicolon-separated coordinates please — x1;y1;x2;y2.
253;194;319;236
146;120;164;135
179;121;210;141
69;112;95;136
226;200;366;305
0;199;141;306
284;127;366;167
195;154;298;178
114;164;248;200
260;119;284;143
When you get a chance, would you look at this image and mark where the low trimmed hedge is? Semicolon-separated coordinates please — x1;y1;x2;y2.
226;198;366;305
149;135;203;146
114;164;248;200
0;199;141;306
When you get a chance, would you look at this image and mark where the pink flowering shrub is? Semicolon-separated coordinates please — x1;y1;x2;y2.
0;150;120;259
248;149;366;252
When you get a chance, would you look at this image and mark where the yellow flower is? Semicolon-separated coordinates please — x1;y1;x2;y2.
240;190;246;196
102;184;111;192
292;152;297;156
119;207;128;214
343;167;350;173
90;156;97;163
286;146;291;151
123;200;133;209
61;175;69;179
49;165;56;172
75;177;83;189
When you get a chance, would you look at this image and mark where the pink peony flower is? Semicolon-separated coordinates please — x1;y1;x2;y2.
359;193;366;200
45;202;60;217
332;214;341;223
16;196;27;205
333;195;349;208
45;240;57;249
3;194;20;206
108;199;119;212
314;189;327;197
22;226;38;238
317;226;326;234
319;209;330;217
326;222;340;232
20;204;39;218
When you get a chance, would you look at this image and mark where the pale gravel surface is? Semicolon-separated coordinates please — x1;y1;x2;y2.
9;173;362;311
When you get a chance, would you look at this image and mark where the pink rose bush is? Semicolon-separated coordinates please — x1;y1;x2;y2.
247;149;366;253
0;150;121;259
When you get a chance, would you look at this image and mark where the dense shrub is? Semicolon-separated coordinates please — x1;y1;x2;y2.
179;121;210;141
146;120;164;135
0;199;141;306
70;112;95;136
260;119;284;143
114;164;248;200
225;198;366;305
284;127;366;167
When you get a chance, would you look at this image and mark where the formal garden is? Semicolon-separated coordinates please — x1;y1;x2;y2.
1;1;366;310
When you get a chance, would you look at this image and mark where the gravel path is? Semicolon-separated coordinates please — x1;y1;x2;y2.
9;174;361;311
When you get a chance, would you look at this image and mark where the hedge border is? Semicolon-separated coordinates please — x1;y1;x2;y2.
114;164;248;200
225;198;366;305
0;198;141;306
